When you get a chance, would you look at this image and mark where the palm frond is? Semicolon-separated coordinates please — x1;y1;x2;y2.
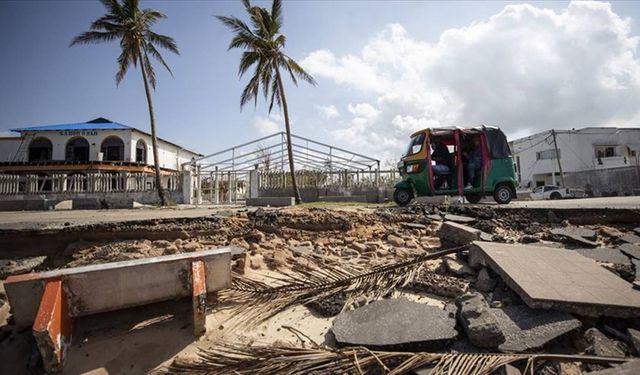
218;245;469;329
145;42;174;78
282;56;317;86
115;47;135;85
69;31;121;46
142;51;157;89
164;343;632;375
268;74;281;113
146;31;179;55
271;0;283;26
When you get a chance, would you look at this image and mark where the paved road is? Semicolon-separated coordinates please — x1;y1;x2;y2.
0;205;244;230
504;196;640;210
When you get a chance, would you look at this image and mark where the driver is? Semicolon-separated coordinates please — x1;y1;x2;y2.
430;136;453;189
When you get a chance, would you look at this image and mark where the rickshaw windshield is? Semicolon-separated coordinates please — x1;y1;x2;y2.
405;132;425;156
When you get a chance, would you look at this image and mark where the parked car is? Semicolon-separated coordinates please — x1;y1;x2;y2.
530;185;585;200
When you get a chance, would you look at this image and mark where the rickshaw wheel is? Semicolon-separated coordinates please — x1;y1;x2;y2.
465;193;482;204
393;188;413;206
493;184;513;204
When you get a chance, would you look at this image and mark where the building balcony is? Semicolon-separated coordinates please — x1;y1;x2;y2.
593;156;638;169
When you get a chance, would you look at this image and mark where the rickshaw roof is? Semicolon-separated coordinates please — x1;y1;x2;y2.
410;125;502;138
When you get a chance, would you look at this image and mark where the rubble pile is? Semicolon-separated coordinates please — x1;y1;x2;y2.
2;204;640;374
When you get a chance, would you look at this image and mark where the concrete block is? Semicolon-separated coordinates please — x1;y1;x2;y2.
33;279;72;373
318;195;367;203
0;199;54;211
438;221;481;245
5;248;231;326
71;198;100;210
246;197;295;207
191;260;206;336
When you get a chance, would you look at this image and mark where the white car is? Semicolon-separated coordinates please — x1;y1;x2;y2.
530;185;572;200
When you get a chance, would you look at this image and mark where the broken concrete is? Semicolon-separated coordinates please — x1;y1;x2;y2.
620;233;640;245
585;360;640;375
491;305;581;353
5;248;232;326
455;292;505;348
438;221;481;245
619;243;640;260
444;214;476;224
0;256;47;278
573;248;631;265
549;228;599;247
475;267;497;292
407;271;470;298
331;298;457;350
444;255;475;276
474;241;640;318
628;328;640;355
585;328;627;358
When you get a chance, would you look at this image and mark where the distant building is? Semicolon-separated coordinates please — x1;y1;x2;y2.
0;118;200;206
510;127;640;195
0;117;200;173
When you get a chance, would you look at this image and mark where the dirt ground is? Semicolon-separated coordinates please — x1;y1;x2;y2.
1;203;639;374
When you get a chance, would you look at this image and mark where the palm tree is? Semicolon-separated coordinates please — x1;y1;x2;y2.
71;0;178;206
218;0;316;204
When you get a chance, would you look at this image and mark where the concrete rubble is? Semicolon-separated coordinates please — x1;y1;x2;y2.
331;298;458;350
2;203;640;374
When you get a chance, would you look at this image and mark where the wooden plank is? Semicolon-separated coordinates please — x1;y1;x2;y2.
5;248;231;326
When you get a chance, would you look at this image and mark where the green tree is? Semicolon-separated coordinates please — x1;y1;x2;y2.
71;0;178;206
218;0;316;203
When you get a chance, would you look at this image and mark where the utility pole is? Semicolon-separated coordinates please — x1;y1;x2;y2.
551;129;565;187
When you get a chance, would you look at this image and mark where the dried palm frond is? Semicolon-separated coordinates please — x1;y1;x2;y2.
164;343;631;375
218;245;469;328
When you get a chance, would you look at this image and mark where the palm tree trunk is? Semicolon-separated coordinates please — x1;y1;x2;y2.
139;55;167;206
274;66;302;204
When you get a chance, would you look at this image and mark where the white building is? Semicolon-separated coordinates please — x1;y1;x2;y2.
510;127;640;189
0;117;200;170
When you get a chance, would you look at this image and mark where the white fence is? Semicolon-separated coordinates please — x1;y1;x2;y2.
0;172;181;196
258;169;400;190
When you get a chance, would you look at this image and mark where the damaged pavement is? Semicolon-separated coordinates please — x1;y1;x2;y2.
1;204;640;374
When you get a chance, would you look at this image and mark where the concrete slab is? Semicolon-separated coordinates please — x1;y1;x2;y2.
438;221;481;245
473;241;640;318
620;233;640;245
245;197;295;207
331;298;457;350
619;243;640;259
549;228;599;247
491;305;581;353
32;279;72;373
5;248;231;326
444;214;476;224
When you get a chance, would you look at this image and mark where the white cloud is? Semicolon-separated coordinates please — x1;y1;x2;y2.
252;114;281;135
314;104;340;119
301;1;640;160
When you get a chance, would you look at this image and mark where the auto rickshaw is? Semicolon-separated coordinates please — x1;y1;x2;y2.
393;126;517;205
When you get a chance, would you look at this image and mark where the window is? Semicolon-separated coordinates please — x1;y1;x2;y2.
28;137;53;162
65;137;90;162
135;139;147;163
536;149;560;160
605;147;614;157
405;132;425;156
101;136;125;161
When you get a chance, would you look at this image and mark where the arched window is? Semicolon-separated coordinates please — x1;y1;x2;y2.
135;139;147;163
101;136;124;161
28;137;53;162
65;137;90;162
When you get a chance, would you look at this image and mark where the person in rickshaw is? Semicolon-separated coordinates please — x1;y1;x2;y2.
430;136;453;189
463;136;483;189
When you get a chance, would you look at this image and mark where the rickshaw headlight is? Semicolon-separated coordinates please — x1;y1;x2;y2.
406;164;420;173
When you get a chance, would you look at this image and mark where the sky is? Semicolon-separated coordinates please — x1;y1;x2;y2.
1;0;640;162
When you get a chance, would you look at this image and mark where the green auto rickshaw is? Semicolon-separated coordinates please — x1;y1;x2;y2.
393;126;517;206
